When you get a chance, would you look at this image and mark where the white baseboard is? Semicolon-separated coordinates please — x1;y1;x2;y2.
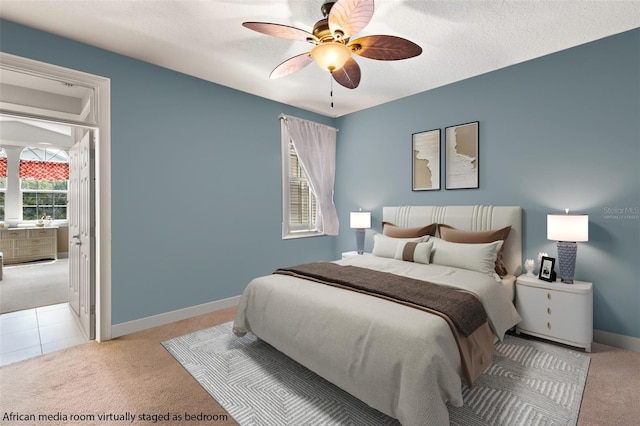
111;295;241;338
594;329;640;353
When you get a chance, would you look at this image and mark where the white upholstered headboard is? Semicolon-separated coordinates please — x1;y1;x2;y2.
382;205;522;276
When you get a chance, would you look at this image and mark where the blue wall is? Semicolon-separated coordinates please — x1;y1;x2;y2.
1;20;638;340
335;28;640;339
0;20;337;324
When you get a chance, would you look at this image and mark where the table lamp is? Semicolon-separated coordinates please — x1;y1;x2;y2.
350;211;371;255
547;210;589;283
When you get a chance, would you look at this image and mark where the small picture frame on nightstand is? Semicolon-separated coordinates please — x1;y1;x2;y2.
538;256;556;282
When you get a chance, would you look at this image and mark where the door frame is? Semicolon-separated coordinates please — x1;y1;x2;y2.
0;52;112;341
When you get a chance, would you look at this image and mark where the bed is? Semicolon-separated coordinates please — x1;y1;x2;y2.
233;205;523;425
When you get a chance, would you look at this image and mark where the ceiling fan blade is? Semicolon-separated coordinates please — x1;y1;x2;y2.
328;0;374;41
243;22;318;43
332;57;361;89
269;53;314;79
349;35;422;60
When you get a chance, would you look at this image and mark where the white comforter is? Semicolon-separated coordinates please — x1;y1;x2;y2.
233;255;522;426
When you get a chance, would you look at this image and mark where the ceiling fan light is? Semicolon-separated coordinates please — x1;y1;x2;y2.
311;42;351;72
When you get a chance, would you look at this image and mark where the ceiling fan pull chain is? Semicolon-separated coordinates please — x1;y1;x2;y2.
330;74;334;108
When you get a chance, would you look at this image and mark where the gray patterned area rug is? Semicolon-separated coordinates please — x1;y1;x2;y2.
162;322;590;426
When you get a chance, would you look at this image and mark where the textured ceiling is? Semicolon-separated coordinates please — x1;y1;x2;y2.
1;0;639;118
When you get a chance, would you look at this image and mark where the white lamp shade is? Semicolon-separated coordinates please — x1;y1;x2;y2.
311;42;351;72
547;214;589;242
350;211;371;229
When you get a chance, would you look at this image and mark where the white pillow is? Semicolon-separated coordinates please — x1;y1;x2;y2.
430;237;504;279
372;234;432;264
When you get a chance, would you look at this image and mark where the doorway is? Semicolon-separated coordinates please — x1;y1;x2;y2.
0;53;111;349
0;125;90;366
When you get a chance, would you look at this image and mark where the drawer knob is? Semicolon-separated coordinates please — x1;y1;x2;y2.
547;322;552;329
547;292;552;300
547;307;551;315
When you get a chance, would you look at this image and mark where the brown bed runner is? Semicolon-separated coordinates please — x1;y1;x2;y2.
275;262;486;336
274;262;494;386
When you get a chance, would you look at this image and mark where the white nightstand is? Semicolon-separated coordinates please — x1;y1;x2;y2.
341;251;371;259
515;274;593;352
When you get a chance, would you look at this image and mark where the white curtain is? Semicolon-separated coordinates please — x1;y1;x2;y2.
284;115;339;235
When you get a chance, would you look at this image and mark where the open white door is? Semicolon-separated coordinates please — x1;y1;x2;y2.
68;138;80;315
68;130;95;339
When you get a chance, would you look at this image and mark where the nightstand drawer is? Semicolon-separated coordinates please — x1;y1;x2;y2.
28;228;56;238
15;237;56;248
1;229;27;239
15;246;56;257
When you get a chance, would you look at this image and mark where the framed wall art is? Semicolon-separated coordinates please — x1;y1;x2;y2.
445;121;479;189
412;128;441;191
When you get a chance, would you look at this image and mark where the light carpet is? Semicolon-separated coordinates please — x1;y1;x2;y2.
163;322;590;426
0;259;68;314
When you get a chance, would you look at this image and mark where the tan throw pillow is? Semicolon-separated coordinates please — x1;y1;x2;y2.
438;224;512;276
382;222;437;238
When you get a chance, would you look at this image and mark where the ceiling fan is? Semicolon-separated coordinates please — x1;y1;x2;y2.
243;0;422;89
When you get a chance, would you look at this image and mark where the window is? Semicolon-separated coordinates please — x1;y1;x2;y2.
0;148;6;221
282;123;319;238
280;115;339;238
20;147;69;221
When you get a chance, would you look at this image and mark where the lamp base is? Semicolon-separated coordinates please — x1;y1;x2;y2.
557;241;578;284
355;228;365;255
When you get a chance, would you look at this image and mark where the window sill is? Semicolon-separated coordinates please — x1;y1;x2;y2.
282;230;325;240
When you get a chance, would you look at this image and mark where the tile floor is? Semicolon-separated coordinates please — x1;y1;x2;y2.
0;303;88;367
